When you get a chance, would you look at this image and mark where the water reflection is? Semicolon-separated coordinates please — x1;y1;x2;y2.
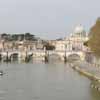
0;62;99;100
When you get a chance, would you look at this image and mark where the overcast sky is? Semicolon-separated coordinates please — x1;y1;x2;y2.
0;0;99;39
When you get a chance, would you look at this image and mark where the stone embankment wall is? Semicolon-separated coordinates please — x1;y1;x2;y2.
72;61;100;93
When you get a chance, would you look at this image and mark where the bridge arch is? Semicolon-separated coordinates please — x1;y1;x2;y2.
10;53;19;61
67;54;81;61
67;51;85;61
48;53;62;62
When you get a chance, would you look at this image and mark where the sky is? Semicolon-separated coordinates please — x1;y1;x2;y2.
0;0;99;39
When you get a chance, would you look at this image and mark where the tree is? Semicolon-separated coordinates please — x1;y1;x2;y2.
24;33;36;41
83;41;88;47
17;34;25;41
88;17;100;57
1;33;8;41
44;43;55;50
11;34;18;41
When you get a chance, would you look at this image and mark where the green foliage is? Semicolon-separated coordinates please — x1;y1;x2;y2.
24;33;36;41
44;43;55;50
88;17;100;57
1;33;37;41
83;41;89;47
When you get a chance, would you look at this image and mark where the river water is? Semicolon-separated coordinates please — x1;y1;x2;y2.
0;62;100;100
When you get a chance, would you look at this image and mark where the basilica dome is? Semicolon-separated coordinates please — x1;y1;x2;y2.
74;25;84;33
73;24;86;37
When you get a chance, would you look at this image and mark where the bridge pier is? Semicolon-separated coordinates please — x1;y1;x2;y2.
25;52;32;63
64;48;67;63
44;55;49;63
25;51;29;62
44;50;49;63
3;51;11;62
0;54;2;61
64;56;67;63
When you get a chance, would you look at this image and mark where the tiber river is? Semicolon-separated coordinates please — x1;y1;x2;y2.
0;62;100;100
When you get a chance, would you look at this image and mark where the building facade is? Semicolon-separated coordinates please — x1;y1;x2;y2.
55;25;89;51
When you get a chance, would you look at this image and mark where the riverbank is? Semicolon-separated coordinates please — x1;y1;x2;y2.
72;61;100;92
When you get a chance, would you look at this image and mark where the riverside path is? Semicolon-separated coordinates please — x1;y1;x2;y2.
72;61;100;92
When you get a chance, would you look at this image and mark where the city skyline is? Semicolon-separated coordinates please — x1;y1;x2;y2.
0;0;99;39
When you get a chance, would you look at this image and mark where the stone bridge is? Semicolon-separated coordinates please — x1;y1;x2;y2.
46;50;86;61
0;50;90;61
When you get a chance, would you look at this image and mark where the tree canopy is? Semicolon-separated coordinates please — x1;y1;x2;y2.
44;43;55;50
88;17;100;57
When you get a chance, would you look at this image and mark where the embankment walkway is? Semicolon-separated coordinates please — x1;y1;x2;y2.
72;61;100;92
